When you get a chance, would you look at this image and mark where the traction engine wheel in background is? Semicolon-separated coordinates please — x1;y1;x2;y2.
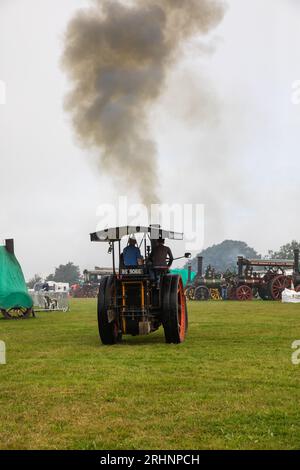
1;307;32;320
97;276;120;345
185;286;195;301
162;275;187;344
252;287;259;299
258;286;270;300
210;288;221;301
194;286;210;301
227;287;237;300
269;275;288;301
236;285;253;301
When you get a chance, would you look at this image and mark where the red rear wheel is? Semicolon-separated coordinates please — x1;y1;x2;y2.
162;275;187;344
177;278;186;342
269;275;288;301
236;285;253;301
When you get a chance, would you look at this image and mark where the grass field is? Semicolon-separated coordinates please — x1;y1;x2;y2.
0;299;300;450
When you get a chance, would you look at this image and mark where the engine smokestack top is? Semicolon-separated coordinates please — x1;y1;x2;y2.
5;239;14;255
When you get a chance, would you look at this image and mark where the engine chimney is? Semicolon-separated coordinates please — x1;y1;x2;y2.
237;256;244;278
5;239;14;255
197;256;203;277
187;264;192;283
294;249;299;274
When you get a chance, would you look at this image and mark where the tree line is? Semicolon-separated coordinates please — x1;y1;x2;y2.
27;262;81;288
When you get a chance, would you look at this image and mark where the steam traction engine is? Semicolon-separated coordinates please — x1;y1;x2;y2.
230;249;300;301
72;268;114;298
185;256;223;301
91;226;190;344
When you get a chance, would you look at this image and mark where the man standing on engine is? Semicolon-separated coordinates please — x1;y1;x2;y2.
149;239;174;268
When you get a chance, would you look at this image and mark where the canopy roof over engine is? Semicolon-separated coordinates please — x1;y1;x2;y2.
238;258;295;268
90;226;183;242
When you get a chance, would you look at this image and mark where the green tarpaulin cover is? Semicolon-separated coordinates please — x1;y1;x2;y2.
0;246;33;310
171;268;196;287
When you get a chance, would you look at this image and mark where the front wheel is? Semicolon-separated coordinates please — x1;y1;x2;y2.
162;275;187;344
194;286;210;301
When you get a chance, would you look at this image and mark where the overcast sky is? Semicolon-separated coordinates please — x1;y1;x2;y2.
1;0;300;279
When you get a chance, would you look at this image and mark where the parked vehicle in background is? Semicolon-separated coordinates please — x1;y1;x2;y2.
185;256;224;301
229;251;300;301
185;250;300;301
33;281;69;293
29;280;70;312
71;268;114;298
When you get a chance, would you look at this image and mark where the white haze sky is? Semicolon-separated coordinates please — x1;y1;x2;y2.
0;0;300;279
